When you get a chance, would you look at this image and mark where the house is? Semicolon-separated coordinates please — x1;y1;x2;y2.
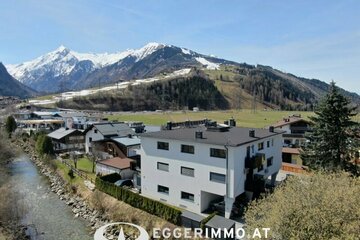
84;122;135;153
48;128;85;153
271;114;312;165
139;124;283;218
96;157;135;179
57;112;89;129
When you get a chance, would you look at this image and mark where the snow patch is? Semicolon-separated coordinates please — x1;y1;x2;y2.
181;48;191;55
195;57;220;70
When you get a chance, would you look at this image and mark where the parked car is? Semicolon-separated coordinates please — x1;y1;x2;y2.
114;179;133;188
210;200;240;216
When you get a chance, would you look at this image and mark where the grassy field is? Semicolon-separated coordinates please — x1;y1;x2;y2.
55;157;96;183
107;109;315;128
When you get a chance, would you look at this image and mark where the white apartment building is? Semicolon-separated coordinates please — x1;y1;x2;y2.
140;125;283;218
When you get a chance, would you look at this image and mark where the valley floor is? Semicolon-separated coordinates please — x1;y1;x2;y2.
107;109;316;128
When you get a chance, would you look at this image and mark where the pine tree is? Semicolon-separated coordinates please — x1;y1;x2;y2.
5;116;17;137
301;81;359;175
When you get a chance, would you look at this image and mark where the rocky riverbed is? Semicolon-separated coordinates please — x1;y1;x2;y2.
16;141;110;235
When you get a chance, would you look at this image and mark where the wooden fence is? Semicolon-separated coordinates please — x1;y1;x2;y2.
61;158;94;183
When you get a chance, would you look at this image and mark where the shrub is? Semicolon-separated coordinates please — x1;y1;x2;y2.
68;169;75;179
96;176;182;225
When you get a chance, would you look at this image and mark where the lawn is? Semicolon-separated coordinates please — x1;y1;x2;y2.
107;109;315;128
56;156;96;182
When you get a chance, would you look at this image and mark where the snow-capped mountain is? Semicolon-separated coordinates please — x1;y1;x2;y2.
6;43;236;92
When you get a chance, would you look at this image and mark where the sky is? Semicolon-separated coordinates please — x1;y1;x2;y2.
0;0;359;93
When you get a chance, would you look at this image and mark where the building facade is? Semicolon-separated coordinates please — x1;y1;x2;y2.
139;126;283;218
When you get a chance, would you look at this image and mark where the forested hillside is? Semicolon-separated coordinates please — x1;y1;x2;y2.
57;76;229;111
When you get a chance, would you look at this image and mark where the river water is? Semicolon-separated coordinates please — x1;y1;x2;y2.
9;155;92;240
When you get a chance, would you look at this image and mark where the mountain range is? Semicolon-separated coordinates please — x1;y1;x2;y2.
0;62;36;98
3;43;360;108
5;43;237;92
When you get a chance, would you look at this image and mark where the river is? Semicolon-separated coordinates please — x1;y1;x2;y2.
9;154;92;240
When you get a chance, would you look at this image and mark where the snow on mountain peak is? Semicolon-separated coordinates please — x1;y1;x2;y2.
56;45;68;52
132;42;166;62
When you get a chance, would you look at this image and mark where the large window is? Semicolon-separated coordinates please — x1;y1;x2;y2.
157;162;169;172
267;157;273;167
210;172;226;183
210;148;226;158
258;142;264;151
181;191;194;202
181;167;194;177
158;185;169;194
181;144;194;154
157;141;169;150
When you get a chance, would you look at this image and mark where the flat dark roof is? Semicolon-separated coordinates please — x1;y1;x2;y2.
140;126;283;147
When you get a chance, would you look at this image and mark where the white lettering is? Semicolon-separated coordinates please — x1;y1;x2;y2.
152;228;161;239
236;228;246;239
262;228;270;238
211;228;222;238
194;228;203;239
162;228;171;239
223;228;234;238
173;228;182;238
252;228;262;238
183;228;192;239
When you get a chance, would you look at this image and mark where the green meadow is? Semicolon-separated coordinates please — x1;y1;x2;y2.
107;109;316;128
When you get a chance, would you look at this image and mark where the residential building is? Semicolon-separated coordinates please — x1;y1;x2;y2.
47;128;85;153
84;122;135;153
96;157;135;179
139;124;283;218
271;114;311;165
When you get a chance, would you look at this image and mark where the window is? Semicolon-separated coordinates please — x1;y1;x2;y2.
258;142;264;151
89;137;92;142
94;129;98;134
210;148;226;158
267;141;270;148
210;172;226;183
258;164;264;172
157;141;169;150
267;157;273;167
181;167;194;177
158;185;169;194
157;162;169;172
181;144;194;154
181;191;194;202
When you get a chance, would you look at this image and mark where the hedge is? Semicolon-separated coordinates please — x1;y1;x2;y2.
200;211;218;230
95;176;182;225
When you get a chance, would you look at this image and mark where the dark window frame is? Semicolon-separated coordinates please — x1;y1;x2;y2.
181;191;194;202
158;185;169;195
181;166;195;177
157;162;169;172
267;157;273;167
210;172;226;183
157;141;169;150
181;144;195;154
210;148;226;158
258;142;264;151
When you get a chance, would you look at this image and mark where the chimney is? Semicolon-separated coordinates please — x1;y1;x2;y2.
166;121;172;130
229;118;236;127
249;129;255;137
195;131;203;139
269;126;274;132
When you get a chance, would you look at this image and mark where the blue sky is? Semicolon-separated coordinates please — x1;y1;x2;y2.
0;0;359;93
